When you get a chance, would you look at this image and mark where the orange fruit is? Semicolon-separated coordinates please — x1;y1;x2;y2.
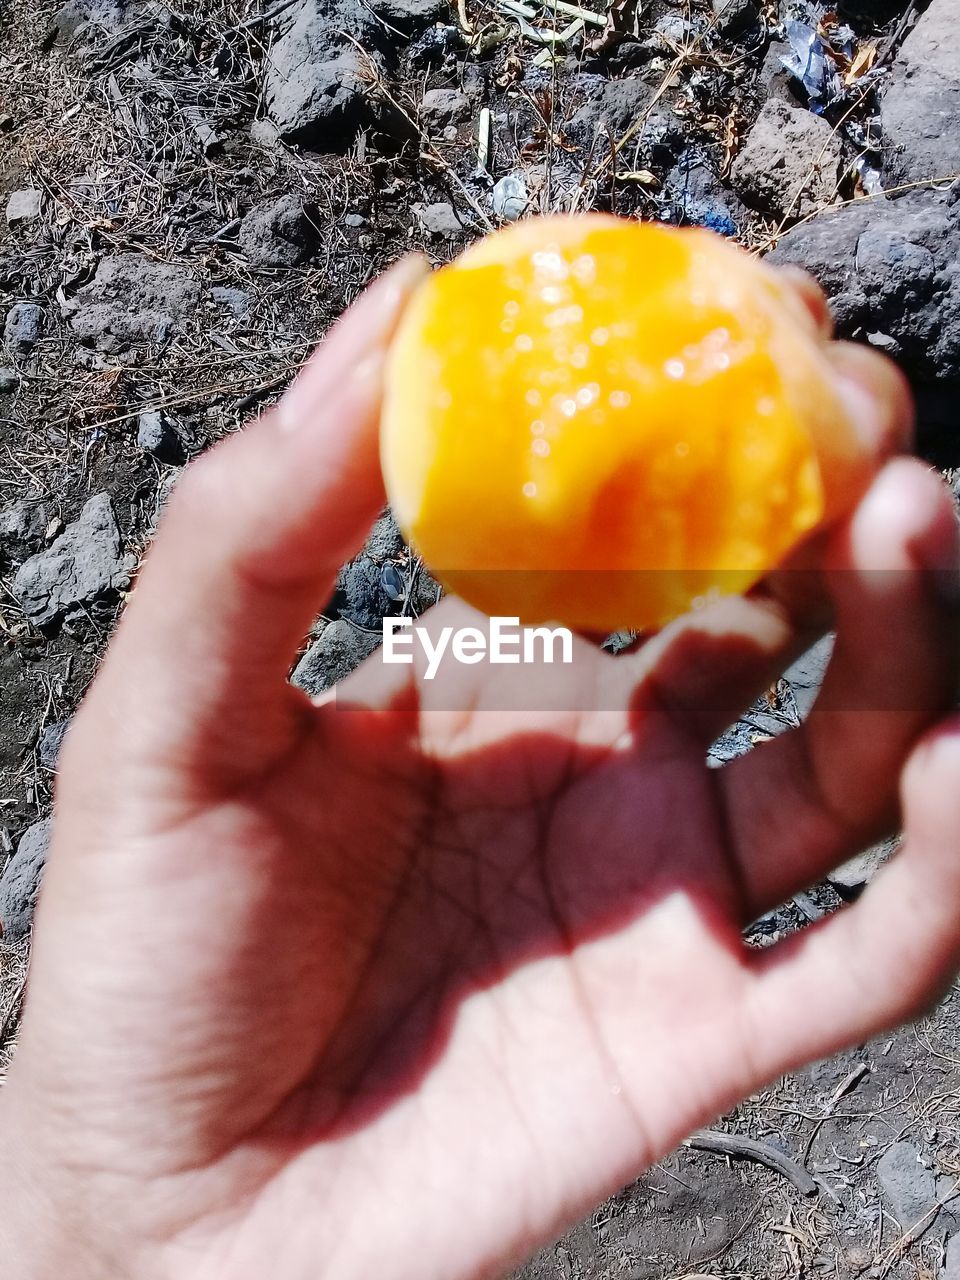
380;215;862;632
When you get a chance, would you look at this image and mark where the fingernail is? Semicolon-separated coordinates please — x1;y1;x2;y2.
279;254;430;431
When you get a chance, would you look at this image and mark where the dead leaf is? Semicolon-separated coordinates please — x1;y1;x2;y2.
844;41;877;84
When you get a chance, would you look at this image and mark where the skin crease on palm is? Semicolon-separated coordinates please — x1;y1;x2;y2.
1;253;959;1280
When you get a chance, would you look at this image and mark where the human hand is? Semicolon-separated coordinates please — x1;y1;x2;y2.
1;258;958;1280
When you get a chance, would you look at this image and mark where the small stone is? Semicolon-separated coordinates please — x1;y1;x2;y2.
239;194;321;268
5;188;42;227
137;410;185;464
249;117;282;148
567;78;684;161
843;1244;873;1274
38;720;71;770
442;125;458;142
829;837;897;895
414;201;466;239
334;553;398;628
12;492;125;626
653;12;702;43
731;98;842;219
876;1142;939;1237
264;1;381;148
0;819;51;940
4;302;44;354
291;620;382;695
63;254;200;352
210;287;251;319
421;87;471;127
0;499;52;563
711;0;759;39
944;1231;960;1280
344;213;366;228
0;366;17;393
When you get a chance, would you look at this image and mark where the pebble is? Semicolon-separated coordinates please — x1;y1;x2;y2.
421;87;471;127
5;188;42;227
0;819;51;940
4;302;44;354
38;720;71;770
291;620;382;696
414;201;465;239
876;1142;939;1237
12;492;126;626
137;409;185;464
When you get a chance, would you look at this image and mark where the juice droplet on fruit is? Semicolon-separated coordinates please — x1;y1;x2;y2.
522;481;537;498
532;437;550;457
591;327;609;346
515;333;534;352
609;389;631;408
665;358;686;380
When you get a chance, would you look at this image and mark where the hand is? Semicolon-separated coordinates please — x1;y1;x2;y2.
2;258;958;1280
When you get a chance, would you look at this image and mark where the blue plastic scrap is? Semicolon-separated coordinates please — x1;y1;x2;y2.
781;17;843;108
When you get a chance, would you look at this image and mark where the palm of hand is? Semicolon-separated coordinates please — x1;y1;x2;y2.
5;262;959;1280
42;619;754;1278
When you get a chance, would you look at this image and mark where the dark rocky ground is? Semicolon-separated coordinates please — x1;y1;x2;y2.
2;0;960;1274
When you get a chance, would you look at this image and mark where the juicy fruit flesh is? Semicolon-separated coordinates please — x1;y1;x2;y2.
382;217;841;632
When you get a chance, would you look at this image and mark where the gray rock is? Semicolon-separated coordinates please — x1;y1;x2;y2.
0;819;51;940
711;0;759;38
39;720;71;771
12;492;124;626
364;509;406;562
368;0;449;35
421;87;471;127
882;0;960;186
63;254;200;352
210;287;251;320
666;157;744;233
265;1;379;146
876;1142;938;1237
768;190;960;387
0;499;52;563
4;303;45;354
48;0;126;46
414;201;466;239
5;188;42;227
291;620;382;695
0;366;17;393
137;410;185;464
334;553;398;628
944;1230;960;1279
828;837;897;894
239;194;320;268
568;76;684;160
653;12;703;44
731;98;842;219
406;23;462;71
784;634;833;718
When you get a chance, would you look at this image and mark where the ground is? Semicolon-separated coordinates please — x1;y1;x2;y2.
2;0;960;1274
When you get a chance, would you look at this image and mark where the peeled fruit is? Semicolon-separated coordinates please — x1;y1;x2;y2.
380;215;863;632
